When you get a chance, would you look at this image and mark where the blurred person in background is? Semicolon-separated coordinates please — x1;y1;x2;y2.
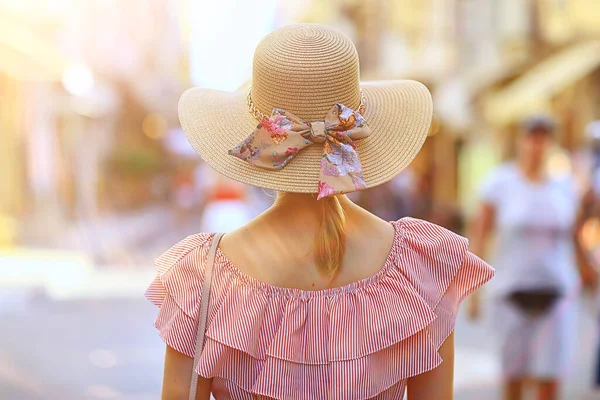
350;169;417;221
172;160;199;226
581;121;600;214
194;162;253;233
469;115;597;400
578;120;600;391
165;128;206;228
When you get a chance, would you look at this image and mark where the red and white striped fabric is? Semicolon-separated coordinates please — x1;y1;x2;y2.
145;217;494;399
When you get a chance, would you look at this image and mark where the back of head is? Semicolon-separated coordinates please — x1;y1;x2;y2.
251;24;361;123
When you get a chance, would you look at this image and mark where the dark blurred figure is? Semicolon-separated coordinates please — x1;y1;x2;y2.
580;120;600;390
171;160;199;226
469;115;597;400
581;121;600;220
350;169;417;221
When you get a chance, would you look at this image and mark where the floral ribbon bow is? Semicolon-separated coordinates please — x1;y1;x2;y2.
229;103;371;199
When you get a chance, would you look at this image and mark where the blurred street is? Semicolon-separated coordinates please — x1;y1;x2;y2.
0;259;598;400
19;204;204;269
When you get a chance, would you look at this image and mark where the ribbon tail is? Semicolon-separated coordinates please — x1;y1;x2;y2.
350;172;367;191
316;138;368;200
317;180;337;200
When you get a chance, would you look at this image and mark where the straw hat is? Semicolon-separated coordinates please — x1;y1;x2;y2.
178;23;433;194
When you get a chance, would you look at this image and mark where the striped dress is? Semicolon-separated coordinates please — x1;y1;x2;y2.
145;217;494;399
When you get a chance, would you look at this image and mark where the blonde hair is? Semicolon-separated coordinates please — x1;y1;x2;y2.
314;196;346;278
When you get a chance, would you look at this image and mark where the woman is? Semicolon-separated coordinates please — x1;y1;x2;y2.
469;116;597;400
145;24;494;400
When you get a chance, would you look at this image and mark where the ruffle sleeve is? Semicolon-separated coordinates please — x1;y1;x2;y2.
144;233;212;357
399;217;495;351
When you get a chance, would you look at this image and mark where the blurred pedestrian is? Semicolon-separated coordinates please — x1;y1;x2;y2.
199;173;252;233
581;120;600;390
469;115;597;400
171;160;198;226
583;121;600;212
145;25;494;400
350;169;417;221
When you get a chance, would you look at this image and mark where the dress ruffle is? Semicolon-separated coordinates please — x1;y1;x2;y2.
145;233;213;357
145;218;494;399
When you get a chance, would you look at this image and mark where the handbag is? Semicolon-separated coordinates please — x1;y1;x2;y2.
507;287;561;316
189;232;224;400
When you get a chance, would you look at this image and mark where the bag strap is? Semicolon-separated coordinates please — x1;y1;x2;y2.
189;232;224;400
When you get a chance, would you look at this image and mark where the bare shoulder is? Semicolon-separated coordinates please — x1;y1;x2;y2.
217;218;273;273
342;206;397;277
220;199;394;249
217;201;397;290
218;219;257;252
345;203;396;244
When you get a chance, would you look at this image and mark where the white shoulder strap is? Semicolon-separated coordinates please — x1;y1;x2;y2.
189;232;224;400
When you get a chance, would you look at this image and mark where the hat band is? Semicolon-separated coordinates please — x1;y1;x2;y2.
246;89;366;122
229;100;371;199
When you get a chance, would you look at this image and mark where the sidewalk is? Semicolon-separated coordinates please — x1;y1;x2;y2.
0;248;156;302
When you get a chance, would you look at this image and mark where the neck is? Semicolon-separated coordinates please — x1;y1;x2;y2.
265;193;350;227
518;157;544;181
273;192;351;209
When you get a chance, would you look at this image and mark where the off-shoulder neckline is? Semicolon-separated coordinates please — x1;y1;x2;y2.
206;218;406;298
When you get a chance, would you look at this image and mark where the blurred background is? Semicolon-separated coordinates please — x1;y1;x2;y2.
2;0;600;399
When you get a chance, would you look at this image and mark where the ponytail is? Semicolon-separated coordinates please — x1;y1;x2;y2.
314;195;346;278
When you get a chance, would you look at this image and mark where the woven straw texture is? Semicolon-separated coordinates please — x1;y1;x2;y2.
178;24;433;193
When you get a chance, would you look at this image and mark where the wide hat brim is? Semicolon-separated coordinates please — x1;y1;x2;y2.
178;80;433;193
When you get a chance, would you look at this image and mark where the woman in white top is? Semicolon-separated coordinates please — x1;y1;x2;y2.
470;115;597;400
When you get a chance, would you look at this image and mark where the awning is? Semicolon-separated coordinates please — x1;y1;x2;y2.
483;40;600;125
434;55;527;130
0;15;67;81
